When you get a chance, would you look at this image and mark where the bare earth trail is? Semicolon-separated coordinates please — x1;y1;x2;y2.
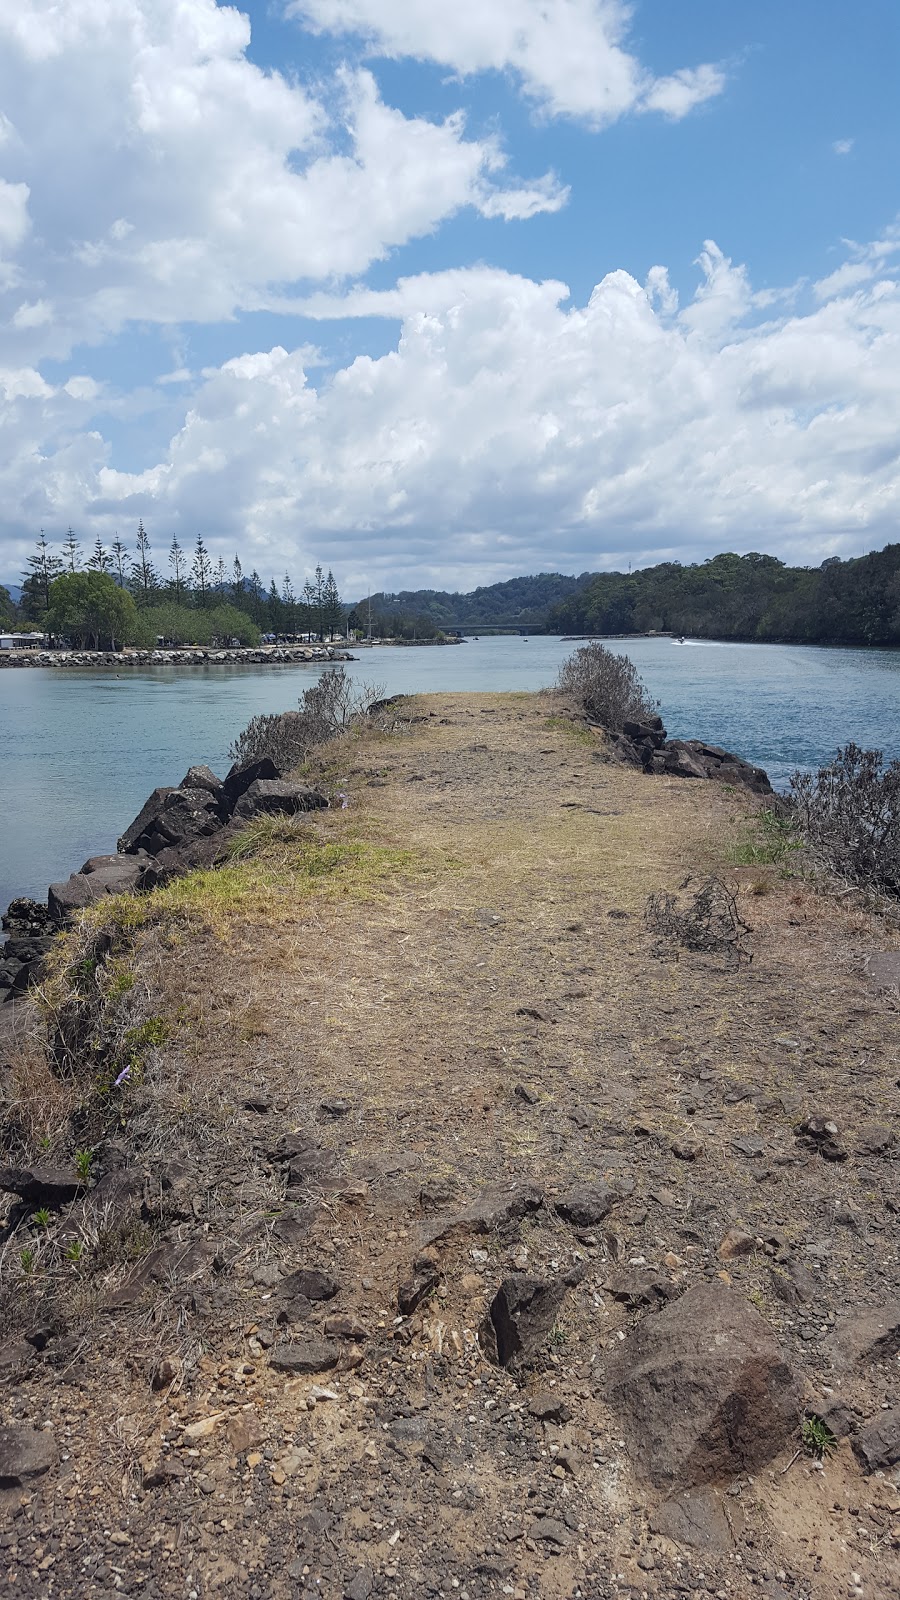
2;693;899;1600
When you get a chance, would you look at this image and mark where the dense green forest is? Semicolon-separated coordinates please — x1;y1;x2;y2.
548;547;900;645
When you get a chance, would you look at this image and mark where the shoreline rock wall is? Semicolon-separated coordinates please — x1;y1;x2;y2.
0;758;329;1005
0;645;354;668
601;714;773;796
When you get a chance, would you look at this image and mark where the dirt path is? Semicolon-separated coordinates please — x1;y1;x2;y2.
2;693;898;1600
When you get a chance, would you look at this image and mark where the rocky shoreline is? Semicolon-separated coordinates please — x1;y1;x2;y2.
0;645;354;669
0;756;329;1006
588;712;773;795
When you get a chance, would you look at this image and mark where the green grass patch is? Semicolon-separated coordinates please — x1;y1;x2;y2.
542;715;596;745
726;807;803;869
67;818;418;942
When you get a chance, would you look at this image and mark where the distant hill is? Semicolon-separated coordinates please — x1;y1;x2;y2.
358;572;592;630
549;545;900;647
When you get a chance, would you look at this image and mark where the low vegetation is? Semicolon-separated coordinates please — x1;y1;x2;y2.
229;666;389;769
645;874;752;964
556;640;659;731
726;806;803;869
789;742;900;898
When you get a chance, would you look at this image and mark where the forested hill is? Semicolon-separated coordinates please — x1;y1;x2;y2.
548;547;900;647
363;572;591;629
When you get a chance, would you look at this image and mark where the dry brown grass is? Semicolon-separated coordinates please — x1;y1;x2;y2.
3;691;900;1600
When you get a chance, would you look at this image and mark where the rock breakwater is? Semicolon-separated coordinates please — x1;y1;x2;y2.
0;645;354;668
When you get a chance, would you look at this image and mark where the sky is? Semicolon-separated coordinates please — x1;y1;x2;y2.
1;0;899;598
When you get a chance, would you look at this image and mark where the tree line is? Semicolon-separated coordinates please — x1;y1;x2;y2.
1;525;346;650
548;546;900;646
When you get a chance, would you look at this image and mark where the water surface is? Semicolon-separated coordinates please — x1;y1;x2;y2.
2;635;899;911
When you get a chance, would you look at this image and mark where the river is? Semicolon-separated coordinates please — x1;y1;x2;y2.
2;635;899;912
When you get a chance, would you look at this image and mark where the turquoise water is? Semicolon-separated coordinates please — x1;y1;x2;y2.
2;635;899;912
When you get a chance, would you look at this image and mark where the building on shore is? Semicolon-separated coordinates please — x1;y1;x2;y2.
0;631;48;650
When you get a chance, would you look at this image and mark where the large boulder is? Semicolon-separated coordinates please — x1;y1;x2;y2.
232;779;329;821
604;1282;802;1489
48;854;152;922
828;1301;900;1369
852;1408;900;1472
622;716;667;751
0;1425;57;1487
179;764;224;796
661;742;713;781
664;741;772;796
222;757;281;806
119;786;225;857
0;1164;86;1207
118;786;176;852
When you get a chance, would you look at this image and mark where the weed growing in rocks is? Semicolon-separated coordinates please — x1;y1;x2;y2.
229;666;388;769
801;1415;837;1459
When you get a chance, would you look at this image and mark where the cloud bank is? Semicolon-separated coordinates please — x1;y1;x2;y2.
4;242;899;589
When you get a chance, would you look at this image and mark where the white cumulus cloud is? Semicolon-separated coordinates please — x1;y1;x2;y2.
0;0;564;362
3;241;899;590
290;0;726;125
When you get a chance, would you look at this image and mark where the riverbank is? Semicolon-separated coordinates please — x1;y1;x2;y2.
1;692;898;1599
0;644;354;668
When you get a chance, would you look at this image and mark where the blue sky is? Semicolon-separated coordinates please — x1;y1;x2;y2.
1;1;898;596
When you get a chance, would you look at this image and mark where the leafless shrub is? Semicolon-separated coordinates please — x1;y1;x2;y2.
229;667;388;769
556;642;659;731
789;743;900;898
645;875;752;964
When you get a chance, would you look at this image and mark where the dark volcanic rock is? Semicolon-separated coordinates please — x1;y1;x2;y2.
605;1267;674;1309
48;854;152;921
118;785;176;852
287;1147;339;1186
856;1123;895;1156
480;1275;568;1369
280;1267;340;1302
555;1182;617;1227
0;1164;85;1207
852;1408;900;1472
179;764;224;796
222;756;281;805
0;1425;57;1486
424;1180;543;1246
666;740;772;795
649;1487;733;1552
604;1281;802;1489
398;1256;439;1316
528;1393;573;1424
118;784;226;859
269;1338;340;1375
232;779;329;821
829;1301;900;1368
